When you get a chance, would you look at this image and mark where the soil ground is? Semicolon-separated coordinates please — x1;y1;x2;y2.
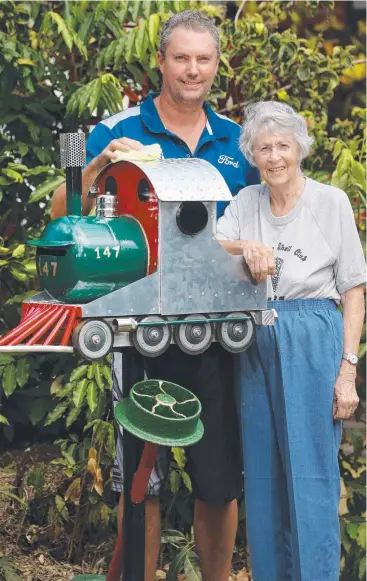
0;445;251;581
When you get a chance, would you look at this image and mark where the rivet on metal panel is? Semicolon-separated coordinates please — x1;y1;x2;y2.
201;292;205;295
228;291;231;294
189;295;192;299
254;290;258;294
85;310;89;314
212;260;215;263
131;308;134;312
108;310;111;314
214;293;218;297
242;292;245;296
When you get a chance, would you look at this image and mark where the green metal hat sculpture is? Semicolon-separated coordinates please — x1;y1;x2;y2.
72;577;106;581
115;379;204;447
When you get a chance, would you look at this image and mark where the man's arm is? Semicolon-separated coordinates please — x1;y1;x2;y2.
50;137;144;220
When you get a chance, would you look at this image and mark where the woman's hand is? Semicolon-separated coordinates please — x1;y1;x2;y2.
333;363;359;420
242;240;276;283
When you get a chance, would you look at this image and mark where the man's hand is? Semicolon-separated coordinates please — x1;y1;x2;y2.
333;363;359;420
93;137;144;171
242;241;276;283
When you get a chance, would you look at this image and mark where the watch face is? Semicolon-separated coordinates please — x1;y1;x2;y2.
350;354;358;365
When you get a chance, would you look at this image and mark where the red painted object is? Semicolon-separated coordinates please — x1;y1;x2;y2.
0;303;81;347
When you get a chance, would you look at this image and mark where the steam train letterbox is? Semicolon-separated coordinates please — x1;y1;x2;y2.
0;133;276;358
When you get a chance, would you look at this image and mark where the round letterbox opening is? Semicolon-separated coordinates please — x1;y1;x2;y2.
105;176;117;196
137;179;152;202
176;202;208;236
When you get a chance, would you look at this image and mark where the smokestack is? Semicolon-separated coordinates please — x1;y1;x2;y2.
60;132;86;216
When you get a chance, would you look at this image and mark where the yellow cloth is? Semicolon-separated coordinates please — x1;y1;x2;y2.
111;143;162;163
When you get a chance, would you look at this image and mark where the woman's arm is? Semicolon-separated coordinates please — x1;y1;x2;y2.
333;284;365;420
218;239;276;283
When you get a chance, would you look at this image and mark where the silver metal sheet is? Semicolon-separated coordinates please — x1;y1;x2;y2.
81;272;159;318
116;158;232;202
158;202;267;315
0;345;73;353
23;290;61;304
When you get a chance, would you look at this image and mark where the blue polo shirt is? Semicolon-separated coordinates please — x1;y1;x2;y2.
86;93;259;217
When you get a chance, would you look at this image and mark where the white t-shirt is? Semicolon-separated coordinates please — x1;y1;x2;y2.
216;178;366;301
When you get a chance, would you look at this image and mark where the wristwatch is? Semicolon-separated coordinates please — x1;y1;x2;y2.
342;352;359;365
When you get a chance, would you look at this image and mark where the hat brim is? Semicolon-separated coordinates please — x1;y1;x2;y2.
115;400;204;447
71;576;106;581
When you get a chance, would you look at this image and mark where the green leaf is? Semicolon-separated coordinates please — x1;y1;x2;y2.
169;470;180;494
297;65;311;81
55;494;69;521
73;378;88;408
184;552;202;581
5;290;38;304
28;175;65;203
9;263;28;282
24;165;63;176
125;28;136;64
70;364;89;383
18;143;29;157
78;12;96;44
135;20;149;61
0;414;9;426
11;244;25;259
351;160;366;190
44;12;73;51
44;401;68;426
94;363;105;391
0;354;15;365
87;381;98;413
89;78;103;114
172;447;186;470
181;471;192;493
2;168;23;183
148;13;160;47
2;364;17;397
66;405;83;428
16;357;30;388
161;529;187;545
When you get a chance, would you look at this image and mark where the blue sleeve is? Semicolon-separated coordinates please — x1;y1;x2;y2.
246;164;260;186
86;123;116;164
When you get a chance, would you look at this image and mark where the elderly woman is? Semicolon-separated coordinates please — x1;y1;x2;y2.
217;101;366;581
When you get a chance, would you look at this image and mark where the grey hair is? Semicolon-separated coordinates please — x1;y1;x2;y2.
159;10;221;57
240;101;314;165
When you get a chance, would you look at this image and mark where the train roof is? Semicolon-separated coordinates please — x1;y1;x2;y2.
122;158;233;202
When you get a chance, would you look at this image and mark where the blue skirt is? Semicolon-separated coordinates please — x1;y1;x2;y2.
238;299;343;581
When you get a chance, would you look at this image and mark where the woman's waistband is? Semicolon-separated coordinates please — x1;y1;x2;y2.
267;299;338;312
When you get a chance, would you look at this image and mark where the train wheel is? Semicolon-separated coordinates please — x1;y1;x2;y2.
133;316;171;357
216;312;255;353
73;319;113;361
174;314;213;355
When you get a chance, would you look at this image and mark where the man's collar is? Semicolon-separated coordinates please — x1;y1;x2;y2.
140;92;233;139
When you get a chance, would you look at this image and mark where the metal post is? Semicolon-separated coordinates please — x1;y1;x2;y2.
121;348;145;581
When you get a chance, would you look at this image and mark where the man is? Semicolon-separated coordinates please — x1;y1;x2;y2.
51;10;258;581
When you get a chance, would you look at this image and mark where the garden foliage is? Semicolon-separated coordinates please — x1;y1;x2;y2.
0;1;365;579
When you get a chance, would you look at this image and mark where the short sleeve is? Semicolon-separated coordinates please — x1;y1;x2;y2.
216;196;240;241
334;192;366;294
86;123;116;165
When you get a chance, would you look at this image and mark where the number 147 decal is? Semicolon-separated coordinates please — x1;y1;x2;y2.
94;246;120;259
